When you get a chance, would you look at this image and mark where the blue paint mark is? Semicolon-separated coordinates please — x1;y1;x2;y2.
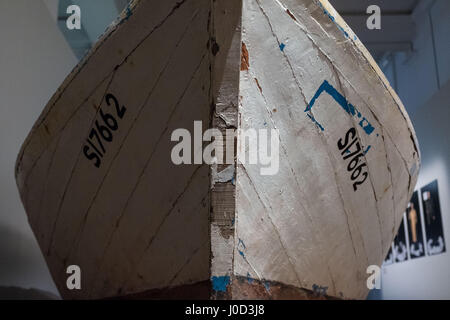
211;276;230;292
364;145;372;155
238;238;246;249
340;27;349;38
231;218;235;226
305;80;375;136
312;284;328;296
237;239;246;258
306;113;325;131
246;273;254;284
126;6;132;18
279;43;286;51
231;177;236;186
359;117;375;135
118;4;134;25
354;35;358;41
326;12;335;22
264;282;270;291
317;1;349;38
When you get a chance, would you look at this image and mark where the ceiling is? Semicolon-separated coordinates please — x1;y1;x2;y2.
57;0;129;59
329;0;420;61
59;0;420;62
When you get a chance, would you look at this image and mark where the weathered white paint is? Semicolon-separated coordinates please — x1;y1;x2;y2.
235;0;419;299
16;0;212;299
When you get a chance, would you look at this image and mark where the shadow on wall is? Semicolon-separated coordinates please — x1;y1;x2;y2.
0;224;60;299
58;0;131;59
0;287;59;300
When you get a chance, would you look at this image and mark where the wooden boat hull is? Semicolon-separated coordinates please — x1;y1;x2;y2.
15;0;420;300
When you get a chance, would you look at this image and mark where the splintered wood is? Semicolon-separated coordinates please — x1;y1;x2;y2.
16;0;419;300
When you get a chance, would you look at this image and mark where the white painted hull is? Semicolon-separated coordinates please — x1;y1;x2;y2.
15;0;419;299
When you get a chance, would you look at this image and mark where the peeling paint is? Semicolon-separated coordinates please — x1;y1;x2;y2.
240;42;250;71
211;276;231;292
238;238;246;249
316;0;349;38
118;2;135;25
217;112;235;128
286;9;297;21
246;273;254;284
211;164;235;187
312;284;328;296
211;38;220;56
306;113;325;131
254;78;263;93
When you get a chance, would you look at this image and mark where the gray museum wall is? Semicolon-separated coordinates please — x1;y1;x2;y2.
379;0;450;299
0;0;77;297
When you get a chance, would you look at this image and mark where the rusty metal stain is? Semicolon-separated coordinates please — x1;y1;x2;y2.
240;42;249;71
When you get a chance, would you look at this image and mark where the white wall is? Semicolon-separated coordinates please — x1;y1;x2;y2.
381;81;450;299
430;0;450;88
379;0;450;300
0;0;77;296
62;0;121;43
42;0;59;22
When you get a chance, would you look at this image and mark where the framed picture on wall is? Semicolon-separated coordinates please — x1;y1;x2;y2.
421;180;446;256
406;191;425;259
393;214;409;263
383;245;394;266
